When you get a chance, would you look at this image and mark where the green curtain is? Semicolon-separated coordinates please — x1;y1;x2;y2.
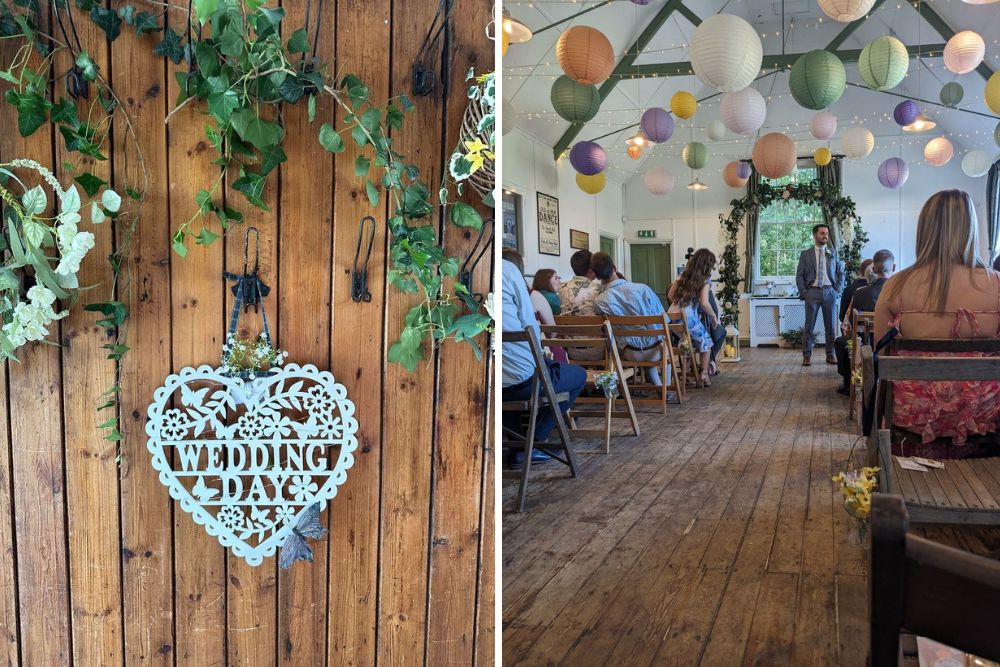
742;163;761;289
817;157;843;249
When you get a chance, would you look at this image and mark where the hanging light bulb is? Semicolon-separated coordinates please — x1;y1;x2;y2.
902;113;936;132
502;8;533;44
687;176;709;191
626;132;647;147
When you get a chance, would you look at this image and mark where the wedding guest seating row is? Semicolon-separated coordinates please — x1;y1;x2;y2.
848;310;875;422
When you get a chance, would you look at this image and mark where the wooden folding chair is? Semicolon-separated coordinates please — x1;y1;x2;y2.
501;326;579;513
667;320;704;390
554;314;609;370
848;310;875;421
540;320;639;453
607;314;682;412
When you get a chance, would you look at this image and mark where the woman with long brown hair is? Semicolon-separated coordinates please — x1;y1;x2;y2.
668;248;718;386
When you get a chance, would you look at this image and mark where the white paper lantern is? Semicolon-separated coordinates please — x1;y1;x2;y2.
809;111;837;140
961;150;992;177
706;119;726;141
841;127;874;159
502;97;516;136
689;15;763;93
752;133;796;179
924;137;954;166
720;87;767;135
818;0;876;21
943;31;985;75
643;166;675;195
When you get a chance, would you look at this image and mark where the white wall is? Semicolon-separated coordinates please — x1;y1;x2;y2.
502;129;625;277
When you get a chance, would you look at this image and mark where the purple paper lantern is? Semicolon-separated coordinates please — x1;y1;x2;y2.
877;157;909;189
640;108;674;143
893;100;919;126
736;161;752;179
569;141;607;175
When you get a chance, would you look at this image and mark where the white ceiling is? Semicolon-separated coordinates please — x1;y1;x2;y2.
502;0;1000;184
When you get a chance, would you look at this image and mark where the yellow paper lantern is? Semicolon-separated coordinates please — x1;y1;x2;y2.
986;71;1000;115
576;171;606;194
814;147;832;166
752;132;796;179
671;91;697;119
502;30;509;57
556;26;615;85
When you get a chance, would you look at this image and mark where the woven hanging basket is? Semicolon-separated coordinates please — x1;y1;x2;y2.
461;95;495;202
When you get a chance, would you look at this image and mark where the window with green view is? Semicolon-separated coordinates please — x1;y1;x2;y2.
757;167;822;279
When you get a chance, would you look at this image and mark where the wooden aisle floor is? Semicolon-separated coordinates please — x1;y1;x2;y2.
501;347;1000;667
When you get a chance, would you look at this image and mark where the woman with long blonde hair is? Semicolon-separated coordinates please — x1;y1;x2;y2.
874;189;1000;453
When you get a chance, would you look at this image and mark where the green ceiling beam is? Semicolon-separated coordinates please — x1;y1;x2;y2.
613;43;946;78
532;1;614;36
908;0;994;81
552;0;688;159
674;1;702;27
825;0;888;51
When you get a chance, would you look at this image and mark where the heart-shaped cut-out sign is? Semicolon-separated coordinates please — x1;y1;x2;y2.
145;364;358;566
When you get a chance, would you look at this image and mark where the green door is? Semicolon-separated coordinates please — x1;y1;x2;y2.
599;235;615;260
629;243;672;307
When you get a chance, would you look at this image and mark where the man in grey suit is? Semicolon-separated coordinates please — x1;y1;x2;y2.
795;223;845;366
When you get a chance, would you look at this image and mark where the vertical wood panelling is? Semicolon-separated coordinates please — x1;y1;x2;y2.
0;368;18;666
427;0;493;661
379;0;445;663
166;13;227;663
327;2;390;665
55;6;124;665
475;389;496;667
113;25;175;666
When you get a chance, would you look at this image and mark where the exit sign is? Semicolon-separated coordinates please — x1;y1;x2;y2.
637;230;657;238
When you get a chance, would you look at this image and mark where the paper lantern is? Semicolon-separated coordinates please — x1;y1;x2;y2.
963;0;1000;3
502;30;509;57
940;82;964;107
627;144;641;160
569;141;606;175
924;137;954;166
643;167;675;195
631;0;652;4
556;26;615;85
576;171;606;194
640;108;674;143
818;0;875;21
962;150;992;177
987;71;1000;115
720;87;766;135
723;161;749;188
550;76;601;123
689;14;763;93
752;133;796;179
893;100;919;126
809;111;837;139
841;127;874;159
706;120;726;141
814;147;832;166
789;50;846;110
944;31;985;75
670;91;697;119
995;121;1000;148
736;161;751;179
502;98;516;136
859;36;908;91
877;157;908;189
683;142;708;169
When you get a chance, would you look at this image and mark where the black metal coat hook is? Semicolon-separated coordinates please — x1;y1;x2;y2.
352;216;376;303
223;227;270;313
459;217;493;303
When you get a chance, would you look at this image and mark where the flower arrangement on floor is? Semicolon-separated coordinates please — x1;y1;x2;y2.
779;328;803;348
593;370;618;399
832;466;879;544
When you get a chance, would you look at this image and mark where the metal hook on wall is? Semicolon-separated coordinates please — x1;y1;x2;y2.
223;226;269;314
352;216;376;303
459;217;494;303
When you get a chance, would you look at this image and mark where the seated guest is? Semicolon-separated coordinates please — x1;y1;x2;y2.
558;250;603;316
531;269;562;316
993;255;1000;272
591;252;667;385
834;249;895;395
839;257;874;324
503;249;568;363
667;249;718;387
703;282;726;375
501;257;586;455
874;189;1000;453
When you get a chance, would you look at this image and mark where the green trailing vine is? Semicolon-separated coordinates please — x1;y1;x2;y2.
717;177;868;327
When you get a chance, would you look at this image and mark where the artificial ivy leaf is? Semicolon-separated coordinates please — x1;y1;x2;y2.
76;0;96;10
117;4;134;25
153;27;185;64
365;180;379;208
318;123;344;153
386;103;403;130
277;75;305;104
440;256;459;277
259;144;287;176
21;185;46;215
350;123;368;147
0;268;19;291
359;107;381;133
354;155;370;177
22;219;45;247
14;0;38;10
91;200;106;224
207;89;239;122
399;94;414;112
133;11;160;35
402;182;432;219
75;51;98;81
193;0;218;23
74;172;107;197
449;202;482;229
83;300;128;328
387;327;424;371
230;109;284;149
307;94;316;123
125;186;142;200
219;23;245;59
172;229;188;257
194;40;219;77
195;227;219;245
89;6;122;41
101;189;121;213
287;27;308;53
258;7;284;26
195;189;212;213
50;97;79;128
5;90;49;137
232;172;270;210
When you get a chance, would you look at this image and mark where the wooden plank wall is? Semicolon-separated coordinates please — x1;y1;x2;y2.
0;1;495;665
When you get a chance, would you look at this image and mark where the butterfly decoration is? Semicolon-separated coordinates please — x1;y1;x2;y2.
278;503;328;569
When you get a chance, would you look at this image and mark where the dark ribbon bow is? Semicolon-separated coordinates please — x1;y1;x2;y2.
223;270;271;313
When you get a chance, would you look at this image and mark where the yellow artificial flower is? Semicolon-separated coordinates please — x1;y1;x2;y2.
464;139;489;154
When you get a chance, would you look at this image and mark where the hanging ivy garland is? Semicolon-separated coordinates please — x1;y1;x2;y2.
717;178;868;327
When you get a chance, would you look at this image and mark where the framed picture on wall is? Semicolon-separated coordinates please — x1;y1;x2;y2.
569;229;589;250
501;190;522;254
536;192;560;256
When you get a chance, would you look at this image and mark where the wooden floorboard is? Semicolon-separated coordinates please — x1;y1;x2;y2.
502;348;1000;666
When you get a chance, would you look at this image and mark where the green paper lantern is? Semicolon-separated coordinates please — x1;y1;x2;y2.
550;75;601;123
939;81;964;107
858;36;908;91
683;141;708;169
789;50;846;110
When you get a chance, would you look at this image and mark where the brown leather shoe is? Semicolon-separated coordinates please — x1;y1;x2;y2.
802;356;811;366
826;354;837;365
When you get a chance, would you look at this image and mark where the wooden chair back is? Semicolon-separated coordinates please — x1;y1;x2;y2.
870;493;1000;666
848;311;876;421
553;315;609;369
667;320;703;390
606;314;682;411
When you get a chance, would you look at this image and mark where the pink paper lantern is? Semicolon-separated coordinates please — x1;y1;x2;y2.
720;87;766;135
810;111;837;139
723;161;749;188
877;157;909;189
752;133;796;179
643;167;675;195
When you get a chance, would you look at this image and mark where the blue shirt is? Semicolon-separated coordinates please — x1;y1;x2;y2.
501;259;540;387
593;278;665;349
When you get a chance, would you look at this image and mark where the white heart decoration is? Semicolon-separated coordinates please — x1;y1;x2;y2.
145;363;358;566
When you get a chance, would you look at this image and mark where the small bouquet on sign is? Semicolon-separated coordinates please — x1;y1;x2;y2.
593;370;618;400
832;466;879;546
